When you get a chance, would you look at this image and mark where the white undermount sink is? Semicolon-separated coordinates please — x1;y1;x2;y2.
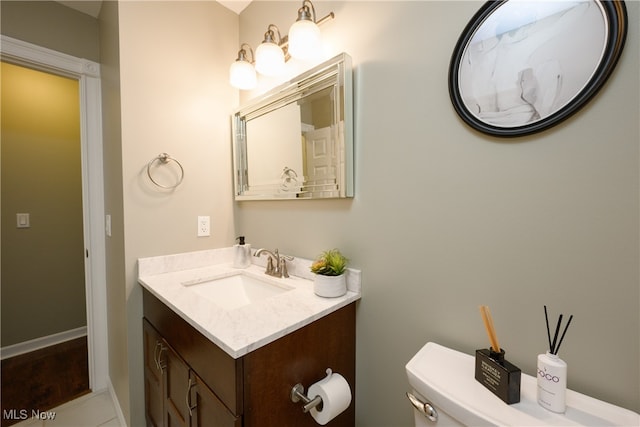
181;271;294;310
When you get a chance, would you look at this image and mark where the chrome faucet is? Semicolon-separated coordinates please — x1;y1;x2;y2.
254;248;293;278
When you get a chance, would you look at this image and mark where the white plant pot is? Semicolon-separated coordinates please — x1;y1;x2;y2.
313;274;347;298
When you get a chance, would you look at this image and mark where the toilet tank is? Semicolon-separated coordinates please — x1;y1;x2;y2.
406;342;640;426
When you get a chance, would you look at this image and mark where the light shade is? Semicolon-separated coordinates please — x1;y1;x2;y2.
255;42;285;76
229;59;257;90
288;19;321;60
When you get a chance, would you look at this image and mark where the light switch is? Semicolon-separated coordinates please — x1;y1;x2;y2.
105;214;112;237
17;213;30;228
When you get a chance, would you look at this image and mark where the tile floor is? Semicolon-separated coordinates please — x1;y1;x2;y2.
10;390;123;427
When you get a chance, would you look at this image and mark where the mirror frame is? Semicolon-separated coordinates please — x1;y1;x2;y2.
232;53;353;200
449;0;627;137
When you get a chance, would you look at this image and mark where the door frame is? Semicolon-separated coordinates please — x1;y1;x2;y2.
1;35;109;391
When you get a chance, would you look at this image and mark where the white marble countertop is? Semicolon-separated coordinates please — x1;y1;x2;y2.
138;247;361;359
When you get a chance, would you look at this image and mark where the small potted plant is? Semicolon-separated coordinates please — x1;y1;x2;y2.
310;249;348;297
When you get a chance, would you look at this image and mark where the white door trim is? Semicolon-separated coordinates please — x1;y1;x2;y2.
1;35;109;391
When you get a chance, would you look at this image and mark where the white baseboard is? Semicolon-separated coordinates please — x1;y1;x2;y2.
0;326;87;360
107;377;128;427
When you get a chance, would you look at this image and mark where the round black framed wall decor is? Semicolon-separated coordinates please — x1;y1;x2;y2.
448;0;628;137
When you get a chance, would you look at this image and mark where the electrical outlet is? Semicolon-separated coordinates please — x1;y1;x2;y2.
197;216;210;237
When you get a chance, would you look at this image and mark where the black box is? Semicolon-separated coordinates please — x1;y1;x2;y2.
474;348;521;404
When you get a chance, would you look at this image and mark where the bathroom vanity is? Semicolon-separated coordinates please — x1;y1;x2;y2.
138;248;361;427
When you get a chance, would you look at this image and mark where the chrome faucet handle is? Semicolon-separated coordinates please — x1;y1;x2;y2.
279;257;290;278
265;257;276;275
279;254;294;278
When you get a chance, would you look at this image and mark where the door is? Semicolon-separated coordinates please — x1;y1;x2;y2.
164;344;190;427
303;126;340;197
190;373;240;427
1;34;108;395
1;61;90;410
144;320;165;427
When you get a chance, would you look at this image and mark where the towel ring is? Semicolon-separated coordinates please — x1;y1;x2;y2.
147;153;184;189
280;166;299;191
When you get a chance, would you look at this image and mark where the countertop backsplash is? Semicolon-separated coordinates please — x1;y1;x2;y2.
138;247;361;294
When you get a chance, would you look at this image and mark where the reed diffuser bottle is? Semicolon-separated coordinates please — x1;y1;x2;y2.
537;306;573;413
537;351;567;413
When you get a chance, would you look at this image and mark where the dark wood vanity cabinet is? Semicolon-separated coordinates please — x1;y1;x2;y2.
143;289;356;427
144;319;239;427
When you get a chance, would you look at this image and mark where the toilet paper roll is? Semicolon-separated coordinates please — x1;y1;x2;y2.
308;372;352;425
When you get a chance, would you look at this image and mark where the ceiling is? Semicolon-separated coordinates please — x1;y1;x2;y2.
56;1;103;18
218;1;252;14
56;0;251;18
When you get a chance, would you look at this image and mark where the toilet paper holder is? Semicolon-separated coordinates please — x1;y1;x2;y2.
290;368;332;413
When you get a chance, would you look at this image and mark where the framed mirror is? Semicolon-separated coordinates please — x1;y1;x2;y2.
232;53;353;200
449;0;627;137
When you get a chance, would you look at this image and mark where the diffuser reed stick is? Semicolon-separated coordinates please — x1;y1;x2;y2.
544;305;552;352
553;315;573;355
479;305;500;352
550;314;563;354
544;306;574;355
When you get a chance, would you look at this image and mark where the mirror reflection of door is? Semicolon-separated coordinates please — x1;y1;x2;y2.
304;126;339;197
1;61;89;423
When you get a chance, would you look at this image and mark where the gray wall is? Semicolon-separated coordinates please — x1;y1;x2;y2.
114;2;239;424
1;62;86;346
236;2;639;425
1;0;100;62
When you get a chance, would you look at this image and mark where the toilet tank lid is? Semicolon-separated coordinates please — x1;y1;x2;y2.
405;342;640;426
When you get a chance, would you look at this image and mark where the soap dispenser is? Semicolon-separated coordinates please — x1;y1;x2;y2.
233;236;251;268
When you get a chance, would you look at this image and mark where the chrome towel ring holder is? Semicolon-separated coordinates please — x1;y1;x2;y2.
147;153;184;189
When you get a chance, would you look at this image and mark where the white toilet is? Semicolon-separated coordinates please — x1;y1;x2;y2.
406;342;640;426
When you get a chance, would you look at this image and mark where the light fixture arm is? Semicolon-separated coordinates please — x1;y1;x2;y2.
316;11;335;26
237;43;255;64
263;24;283;45
298;0;316;22
296;0;334;25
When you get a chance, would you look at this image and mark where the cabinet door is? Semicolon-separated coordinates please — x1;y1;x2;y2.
190;373;240;427
164;343;190;427
143;320;164;427
243;303;356;426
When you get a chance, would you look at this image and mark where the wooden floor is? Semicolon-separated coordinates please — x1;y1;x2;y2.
1;337;90;427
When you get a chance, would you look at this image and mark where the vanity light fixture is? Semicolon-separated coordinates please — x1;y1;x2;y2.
229;43;257;90
288;0;330;60
255;25;286;76
229;0;334;90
